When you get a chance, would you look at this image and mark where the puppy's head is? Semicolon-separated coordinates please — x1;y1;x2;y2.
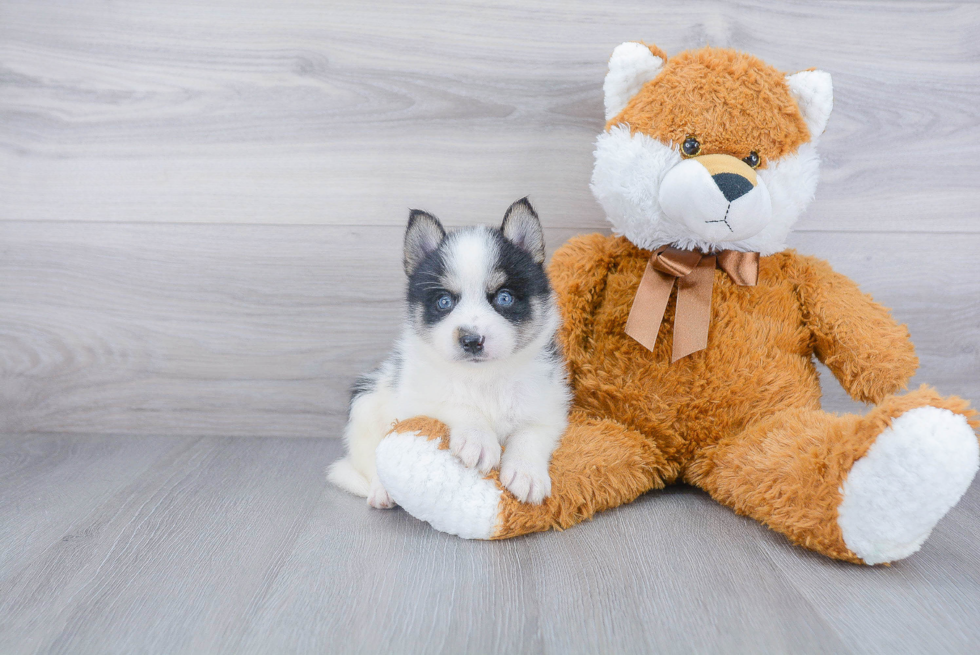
591;44;833;255
403;198;554;364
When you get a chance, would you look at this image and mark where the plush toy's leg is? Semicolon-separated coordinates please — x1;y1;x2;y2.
686;386;979;564
375;411;680;539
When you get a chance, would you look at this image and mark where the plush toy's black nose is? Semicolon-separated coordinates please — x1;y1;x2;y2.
459;332;485;355
712;172;755;202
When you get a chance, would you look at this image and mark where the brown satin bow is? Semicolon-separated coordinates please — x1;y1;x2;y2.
625;246;760;362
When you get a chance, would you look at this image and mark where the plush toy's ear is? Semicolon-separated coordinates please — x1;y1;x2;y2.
404;210;446;275
786;70;833;139
501;197;545;264
603;42;665;121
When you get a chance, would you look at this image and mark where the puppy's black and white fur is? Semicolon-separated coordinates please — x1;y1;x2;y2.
328;198;570;508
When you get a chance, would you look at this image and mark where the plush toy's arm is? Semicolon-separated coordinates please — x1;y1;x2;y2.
792;253;918;403
547;233;616;390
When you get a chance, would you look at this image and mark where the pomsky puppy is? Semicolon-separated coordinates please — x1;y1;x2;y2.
328;198;570;508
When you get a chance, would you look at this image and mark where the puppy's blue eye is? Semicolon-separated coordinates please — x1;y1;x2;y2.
436;294;454;311
494;289;514;307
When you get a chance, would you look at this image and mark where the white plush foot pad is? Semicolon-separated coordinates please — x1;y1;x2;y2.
376;431;502;539
838;407;979;564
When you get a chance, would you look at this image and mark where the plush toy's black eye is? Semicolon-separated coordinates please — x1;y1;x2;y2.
743;151;760;168
681;136;701;157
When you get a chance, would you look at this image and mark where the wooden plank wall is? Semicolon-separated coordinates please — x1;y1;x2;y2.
1;0;978;438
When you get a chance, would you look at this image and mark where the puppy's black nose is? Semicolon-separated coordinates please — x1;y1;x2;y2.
712;172;754;202
459;332;485;355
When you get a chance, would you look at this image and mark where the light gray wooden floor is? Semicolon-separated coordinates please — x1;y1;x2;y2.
1;433;979;654
2;1;980;653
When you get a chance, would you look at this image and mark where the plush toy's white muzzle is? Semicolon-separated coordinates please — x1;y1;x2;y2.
658;154;772;243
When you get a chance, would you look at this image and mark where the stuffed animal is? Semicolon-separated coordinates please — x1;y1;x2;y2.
373;44;980;564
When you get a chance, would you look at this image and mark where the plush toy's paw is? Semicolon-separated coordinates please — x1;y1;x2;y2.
449;428;501;474
376;428;503;539
838;406;979;564
500;458;551;505
367;476;396;510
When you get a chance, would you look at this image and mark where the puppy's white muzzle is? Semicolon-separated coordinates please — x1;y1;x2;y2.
659;154;772;243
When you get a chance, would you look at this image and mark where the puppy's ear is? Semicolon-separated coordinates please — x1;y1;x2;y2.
404;210;445;275
501;197;545;264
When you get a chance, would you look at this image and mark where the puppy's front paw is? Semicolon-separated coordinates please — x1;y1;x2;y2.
367;477;396;509
500;459;551;504
449;429;501;474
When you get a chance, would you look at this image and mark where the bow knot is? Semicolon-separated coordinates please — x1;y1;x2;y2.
625;246;759;362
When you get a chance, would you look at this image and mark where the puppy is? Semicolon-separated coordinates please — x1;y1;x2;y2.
328;198;570;508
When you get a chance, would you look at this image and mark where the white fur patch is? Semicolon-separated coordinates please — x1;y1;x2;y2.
591;126;821;255
658;158;772;242
786;70;833;139
603;42;664;121
591;126;681;250
332;221;569;516
430;228;517;362
838;407;979;564
376;431;502;539
750;142;821;253
445;229;496;296
327;363;397;502
326;457;371;497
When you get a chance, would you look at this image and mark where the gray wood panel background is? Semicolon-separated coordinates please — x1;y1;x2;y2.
2;0;979;437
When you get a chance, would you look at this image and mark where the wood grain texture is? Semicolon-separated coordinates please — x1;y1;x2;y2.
0;434;186;575
0;434;335;654
2;222;976;437
1;0;979;233
0;221;587;437
1;433;978;654
2;2;979;653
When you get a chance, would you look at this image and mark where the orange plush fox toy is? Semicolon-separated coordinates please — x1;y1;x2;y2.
373;44;980;564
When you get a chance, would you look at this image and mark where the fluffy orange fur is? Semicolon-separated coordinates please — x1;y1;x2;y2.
390;235;977;562
385;46;978;563
610;46;811;167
